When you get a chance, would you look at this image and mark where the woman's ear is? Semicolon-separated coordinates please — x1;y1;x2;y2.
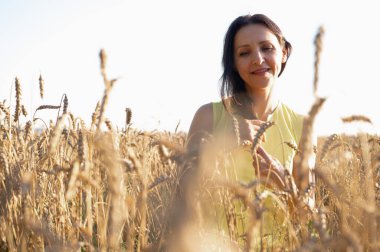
282;52;288;63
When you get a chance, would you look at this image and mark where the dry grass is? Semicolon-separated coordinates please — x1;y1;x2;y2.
0;47;379;252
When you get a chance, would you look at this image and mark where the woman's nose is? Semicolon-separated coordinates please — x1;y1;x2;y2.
251;50;264;65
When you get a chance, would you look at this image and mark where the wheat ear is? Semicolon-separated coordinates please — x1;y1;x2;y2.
341;115;372;124
33;105;61;121
319;133;339;161
313;26;325;97
14;77;22;123
125;107;132;129
251;121;275;153
39;74;44;99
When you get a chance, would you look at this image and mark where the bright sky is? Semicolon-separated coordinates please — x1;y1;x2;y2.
1;0;379;136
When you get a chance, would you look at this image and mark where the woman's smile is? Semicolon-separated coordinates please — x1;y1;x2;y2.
251;67;270;75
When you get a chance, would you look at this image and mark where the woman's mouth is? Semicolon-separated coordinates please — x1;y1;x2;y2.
251;68;269;75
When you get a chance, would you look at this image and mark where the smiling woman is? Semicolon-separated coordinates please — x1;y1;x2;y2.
186;13;316;249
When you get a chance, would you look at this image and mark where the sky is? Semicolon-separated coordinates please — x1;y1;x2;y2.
1;0;380;136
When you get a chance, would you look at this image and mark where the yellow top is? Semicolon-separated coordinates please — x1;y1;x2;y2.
212;100;304;182
201;101;304;249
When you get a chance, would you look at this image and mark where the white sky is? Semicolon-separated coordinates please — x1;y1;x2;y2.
1;0;380;136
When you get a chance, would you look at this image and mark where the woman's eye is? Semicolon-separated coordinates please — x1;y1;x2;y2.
239;51;249;57
262;46;274;52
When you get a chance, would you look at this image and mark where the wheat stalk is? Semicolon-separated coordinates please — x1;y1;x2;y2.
96;49;117;131
48;114;68;155
295;97;326;193
91;101;100;130
294;26;327;204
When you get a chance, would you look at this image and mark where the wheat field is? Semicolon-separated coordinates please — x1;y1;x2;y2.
1;45;379;251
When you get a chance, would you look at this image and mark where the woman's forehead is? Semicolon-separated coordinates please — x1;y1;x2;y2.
234;24;280;46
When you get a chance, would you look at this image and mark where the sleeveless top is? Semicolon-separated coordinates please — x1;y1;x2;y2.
201;101;305;248
212;100;304;183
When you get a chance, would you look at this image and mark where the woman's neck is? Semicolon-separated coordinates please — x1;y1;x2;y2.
249;88;278;121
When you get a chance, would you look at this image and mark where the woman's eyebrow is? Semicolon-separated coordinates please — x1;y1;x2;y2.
235;40;274;49
235;45;250;50
258;40;273;45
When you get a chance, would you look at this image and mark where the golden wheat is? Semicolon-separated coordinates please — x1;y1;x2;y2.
39;74;44;99
341;115;373;124
13;77;22;123
0;44;379;252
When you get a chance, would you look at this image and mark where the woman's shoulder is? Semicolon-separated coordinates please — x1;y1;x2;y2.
186;102;214;150
190;100;231;134
188;102;214;136
196;102;214;114
192;102;214;123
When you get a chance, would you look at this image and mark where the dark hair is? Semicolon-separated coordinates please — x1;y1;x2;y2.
220;14;292;118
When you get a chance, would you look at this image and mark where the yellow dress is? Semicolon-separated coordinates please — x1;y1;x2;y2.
204;100;304;249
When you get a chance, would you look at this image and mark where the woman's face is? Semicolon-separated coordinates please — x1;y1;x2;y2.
233;24;286;94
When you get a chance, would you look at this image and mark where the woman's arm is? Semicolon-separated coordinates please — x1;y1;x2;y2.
186;103;213;152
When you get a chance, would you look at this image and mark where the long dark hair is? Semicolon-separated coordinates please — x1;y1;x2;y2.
220;14;292;119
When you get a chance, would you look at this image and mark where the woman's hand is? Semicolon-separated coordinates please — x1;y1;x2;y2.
234;117;267;144
252;146;286;189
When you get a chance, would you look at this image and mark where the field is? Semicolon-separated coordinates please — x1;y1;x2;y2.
1;48;379;252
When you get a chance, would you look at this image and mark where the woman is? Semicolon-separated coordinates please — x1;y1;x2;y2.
186;13;315;247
